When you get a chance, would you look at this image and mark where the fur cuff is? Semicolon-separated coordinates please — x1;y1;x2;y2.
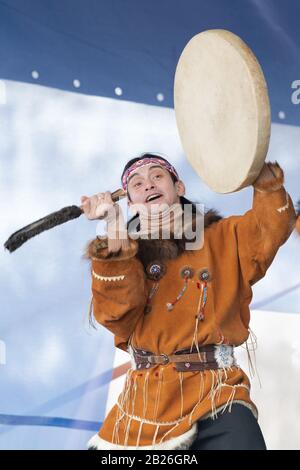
296;200;300;235
253;162;284;193
83;236;139;261
87;423;197;450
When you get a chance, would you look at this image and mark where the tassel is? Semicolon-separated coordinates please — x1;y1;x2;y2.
243;327;262;387
113;369;133;445
188;371;206;425
179;371;184;418
190;281;208;354
153;368;164;422
166;266;194;311
136;421;144;448
221;385;237;415
144;282;160;314
166;276;189;311
196;281;207;320
123;373;138;446
209;370;217;419
152;424;160;446
86;293;98;330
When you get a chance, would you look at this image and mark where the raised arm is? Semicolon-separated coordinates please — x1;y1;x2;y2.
226;162;297;287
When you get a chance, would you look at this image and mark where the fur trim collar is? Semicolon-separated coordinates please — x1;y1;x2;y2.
136;209;222;268
83;208;222;265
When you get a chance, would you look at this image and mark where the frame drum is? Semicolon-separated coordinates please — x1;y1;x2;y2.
174;29;271;193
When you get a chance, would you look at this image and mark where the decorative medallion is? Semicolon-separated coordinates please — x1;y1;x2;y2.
146;260;166;281
179;265;194;279
197;267;212;282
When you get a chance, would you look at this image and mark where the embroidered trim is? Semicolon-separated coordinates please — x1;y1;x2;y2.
277;192;289;213
92;270;125;282
116;400;190;426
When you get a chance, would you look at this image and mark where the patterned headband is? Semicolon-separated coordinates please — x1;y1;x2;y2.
122;156;179;191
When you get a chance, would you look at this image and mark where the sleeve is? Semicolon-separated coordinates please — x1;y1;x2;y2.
84;236;148;342
233;183;296;287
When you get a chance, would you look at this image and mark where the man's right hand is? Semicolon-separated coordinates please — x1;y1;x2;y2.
80;192;119;221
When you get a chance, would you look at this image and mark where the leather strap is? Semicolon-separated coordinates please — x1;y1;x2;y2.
131;344;231;371
135;351;216;364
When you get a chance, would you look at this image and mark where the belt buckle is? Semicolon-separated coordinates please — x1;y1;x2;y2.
148;353;169;365
158;353;169;365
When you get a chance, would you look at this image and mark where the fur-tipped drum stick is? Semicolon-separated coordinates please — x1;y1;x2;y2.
4;188;126;253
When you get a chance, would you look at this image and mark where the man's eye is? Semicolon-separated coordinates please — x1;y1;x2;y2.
154;174;162;179
134;182;142;187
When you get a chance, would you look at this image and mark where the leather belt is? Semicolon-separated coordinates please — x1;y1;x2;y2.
131;344;233;372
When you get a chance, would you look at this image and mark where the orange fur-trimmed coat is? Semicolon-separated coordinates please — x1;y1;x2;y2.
84;171;296;450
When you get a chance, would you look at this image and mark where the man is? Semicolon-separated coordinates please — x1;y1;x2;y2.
81;153;296;450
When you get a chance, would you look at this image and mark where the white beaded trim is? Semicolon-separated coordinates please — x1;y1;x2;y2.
116;400;189;426
92;270;125;282
277;192;289;213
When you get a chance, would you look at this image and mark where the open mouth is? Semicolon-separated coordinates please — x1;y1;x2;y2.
145;193;163;203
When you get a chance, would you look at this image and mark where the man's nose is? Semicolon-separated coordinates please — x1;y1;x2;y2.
145;180;156;191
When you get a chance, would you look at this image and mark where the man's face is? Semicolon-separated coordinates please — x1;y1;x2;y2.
126;164;185;213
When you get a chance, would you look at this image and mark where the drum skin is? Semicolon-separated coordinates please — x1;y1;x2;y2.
174;29;271;193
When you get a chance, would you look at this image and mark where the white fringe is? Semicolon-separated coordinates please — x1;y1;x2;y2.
87;423;197;450
199;400;258;421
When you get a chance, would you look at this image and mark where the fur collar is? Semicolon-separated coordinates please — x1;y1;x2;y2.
84;208;222;266
136;209;222;269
